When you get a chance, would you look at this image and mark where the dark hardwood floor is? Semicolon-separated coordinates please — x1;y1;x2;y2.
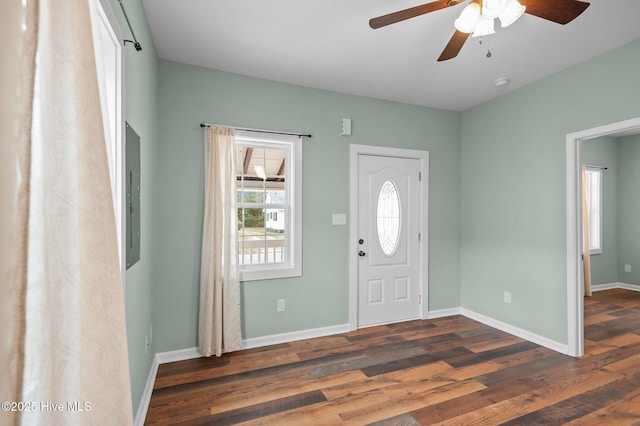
145;288;640;425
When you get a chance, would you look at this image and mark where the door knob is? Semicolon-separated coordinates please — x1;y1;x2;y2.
358;251;366;257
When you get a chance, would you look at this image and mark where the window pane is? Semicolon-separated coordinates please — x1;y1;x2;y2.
238;235;268;265
265;207;285;233
266;190;285;205
266;209;286;264
237;207;286;265
238;207;264;232
377;180;401;256
237;147;285;184
237;208;264;265
264;148;285;182
585;168;602;252
238;189;264;204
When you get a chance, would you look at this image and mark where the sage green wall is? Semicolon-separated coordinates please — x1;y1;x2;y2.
582;136;618;285
111;0;159;414
154;60;462;351
460;39;640;344
618;134;640;286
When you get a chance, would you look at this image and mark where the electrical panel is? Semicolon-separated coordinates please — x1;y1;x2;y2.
126;122;141;269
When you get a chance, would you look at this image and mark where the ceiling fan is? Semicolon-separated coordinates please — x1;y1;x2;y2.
369;0;590;61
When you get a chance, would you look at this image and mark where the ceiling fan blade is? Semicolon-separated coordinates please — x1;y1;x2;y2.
521;0;590;25
437;30;470;61
370;0;453;29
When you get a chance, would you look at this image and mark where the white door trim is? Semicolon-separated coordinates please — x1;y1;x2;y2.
349;144;429;331
565;116;640;357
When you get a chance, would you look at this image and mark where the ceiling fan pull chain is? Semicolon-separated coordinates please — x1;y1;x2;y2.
479;37;493;58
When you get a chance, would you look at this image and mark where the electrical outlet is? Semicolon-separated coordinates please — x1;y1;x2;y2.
625;264;631;273
504;291;512;304
145;335;149;355
277;299;286;312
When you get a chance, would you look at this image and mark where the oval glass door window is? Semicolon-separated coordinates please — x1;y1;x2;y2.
377;180;401;255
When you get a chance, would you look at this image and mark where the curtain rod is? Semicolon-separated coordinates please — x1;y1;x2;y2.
118;0;142;51
200;123;311;138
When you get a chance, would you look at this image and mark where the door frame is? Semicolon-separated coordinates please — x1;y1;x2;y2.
565;116;640;357
349;144;429;331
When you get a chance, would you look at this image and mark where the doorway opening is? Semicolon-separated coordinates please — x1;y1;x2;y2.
566;116;640;357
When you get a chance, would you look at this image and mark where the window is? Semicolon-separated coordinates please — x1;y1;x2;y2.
90;0;125;273
235;130;302;281
584;166;602;255
376;179;401;256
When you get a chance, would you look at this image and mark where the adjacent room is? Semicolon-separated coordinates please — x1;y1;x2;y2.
3;0;640;424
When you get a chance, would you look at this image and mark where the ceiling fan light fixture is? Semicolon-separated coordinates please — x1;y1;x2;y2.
481;0;507;19
454;2;481;33
499;0;526;27
472;15;495;37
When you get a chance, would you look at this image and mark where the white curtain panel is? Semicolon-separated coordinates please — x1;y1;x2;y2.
581;166;592;297
20;0;133;424
199;126;243;357
0;0;38;422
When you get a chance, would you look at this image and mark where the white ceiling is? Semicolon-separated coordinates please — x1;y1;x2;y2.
142;0;640;111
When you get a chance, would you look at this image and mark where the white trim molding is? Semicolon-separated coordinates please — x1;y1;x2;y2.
155;347;203;364
592;282;640;292
134;357;157;426
461;308;569;355
134;347;205;426
242;323;351;350
427;307;462;319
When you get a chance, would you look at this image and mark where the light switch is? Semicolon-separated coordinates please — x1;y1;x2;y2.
332;214;347;225
341;118;352;136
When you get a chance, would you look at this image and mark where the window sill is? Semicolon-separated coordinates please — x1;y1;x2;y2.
240;264;302;282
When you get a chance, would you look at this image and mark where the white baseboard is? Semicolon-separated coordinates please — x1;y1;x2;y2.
427;307;462;319
134;356;159;426
134;347;205;426
592;282;640;292
155;347;203;364
242;323;351;350
619;283;640;291
460;308;569;354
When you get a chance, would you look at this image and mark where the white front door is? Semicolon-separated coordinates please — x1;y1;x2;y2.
357;154;421;327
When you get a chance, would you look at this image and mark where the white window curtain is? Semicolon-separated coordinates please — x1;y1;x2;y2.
1;0;38;420
2;0;133;424
199;126;243;357
581;166;593;297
